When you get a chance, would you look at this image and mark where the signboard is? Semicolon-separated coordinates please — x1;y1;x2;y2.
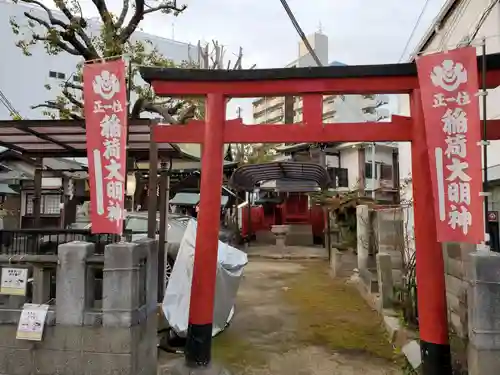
0;267;28;296
16;304;49;341
83;59;127;234
416;47;484;244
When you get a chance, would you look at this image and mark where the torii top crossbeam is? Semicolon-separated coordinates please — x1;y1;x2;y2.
139;52;500;144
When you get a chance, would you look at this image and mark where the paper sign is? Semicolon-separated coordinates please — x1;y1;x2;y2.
0;267;28;296
16;304;49;341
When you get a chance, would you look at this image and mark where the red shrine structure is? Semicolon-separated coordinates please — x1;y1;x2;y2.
140;53;500;375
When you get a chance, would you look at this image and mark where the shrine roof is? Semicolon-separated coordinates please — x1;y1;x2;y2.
140;52;500;83
229;161;330;192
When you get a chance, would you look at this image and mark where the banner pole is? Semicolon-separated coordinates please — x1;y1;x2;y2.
481;38;492;250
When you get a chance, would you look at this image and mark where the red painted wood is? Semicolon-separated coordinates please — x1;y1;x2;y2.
188;94;226;326
151;76;418;96
153;117;500;144
153;116;414;144
150;69;500;97
411;90;449;346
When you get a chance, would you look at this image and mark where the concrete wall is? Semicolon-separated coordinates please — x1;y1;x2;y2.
442;243;475;374
468;251;500;375
369;207;404;287
0;238;158;375
339;147;360;190
356;205;405;295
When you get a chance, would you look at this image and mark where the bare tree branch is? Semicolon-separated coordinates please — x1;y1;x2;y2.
31;102;83;120
62;87;83;109
116;0;130;28
91;0;114;27
119;0;145;44
143;1;187;15
22;0;68;28
22;9;96;60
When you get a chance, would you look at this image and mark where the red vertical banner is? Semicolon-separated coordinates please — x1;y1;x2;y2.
83;59;128;235
416;47;484;244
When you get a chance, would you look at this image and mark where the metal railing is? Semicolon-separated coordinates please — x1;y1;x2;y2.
0;228;125;255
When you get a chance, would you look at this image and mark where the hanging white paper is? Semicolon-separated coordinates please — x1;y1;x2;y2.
16;304;49;341
0;267;28;296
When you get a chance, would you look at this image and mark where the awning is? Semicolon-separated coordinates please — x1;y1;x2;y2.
170;192;200;206
229;161;331;192
0;184;18;195
170;192;230;207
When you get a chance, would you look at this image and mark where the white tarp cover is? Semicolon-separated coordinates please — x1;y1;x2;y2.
162;219;248;337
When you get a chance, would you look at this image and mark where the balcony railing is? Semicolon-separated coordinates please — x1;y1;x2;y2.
0;228;126;255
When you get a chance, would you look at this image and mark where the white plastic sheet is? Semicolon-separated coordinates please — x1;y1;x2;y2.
162;219;248;337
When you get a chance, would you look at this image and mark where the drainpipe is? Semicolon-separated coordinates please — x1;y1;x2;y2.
371;143;376;200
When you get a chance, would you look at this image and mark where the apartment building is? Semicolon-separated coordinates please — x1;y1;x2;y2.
252;32;391;124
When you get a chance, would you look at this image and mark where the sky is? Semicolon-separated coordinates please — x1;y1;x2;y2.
44;0;449;120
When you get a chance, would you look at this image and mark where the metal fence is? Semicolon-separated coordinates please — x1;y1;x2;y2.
0;228;124;255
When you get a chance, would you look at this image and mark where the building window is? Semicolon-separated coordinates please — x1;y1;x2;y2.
25;194;61;215
49;71;66;80
380;164;393;180
365;163;377;179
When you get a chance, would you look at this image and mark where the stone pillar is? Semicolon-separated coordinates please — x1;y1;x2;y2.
276;235;286;252
356;205;369;271
32;265;52;304
376;252;394;309
102;241;145;327
133;237;158;375
468;251;500;375
56;241;94;325
136;237;158;313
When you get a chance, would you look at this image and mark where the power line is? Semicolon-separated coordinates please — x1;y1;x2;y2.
398;0;432;62
0;88;21;118
278;0;323;67
277;0;387;122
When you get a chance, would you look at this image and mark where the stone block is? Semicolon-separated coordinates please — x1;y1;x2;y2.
376;252;394;309
56;241;94;325
0;347;33;375
468;251;500;375
103;241;145;327
41;326;84;351
445;257;465;279
356;205;370;271
82;352;133;375
81;325;139;354
33;349;83;375
0;325;33;349
383;316;400;343
445;243;463;260
468;347;500;375
402;340;422;370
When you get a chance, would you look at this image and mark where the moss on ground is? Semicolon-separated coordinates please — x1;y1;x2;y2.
282;263;397;361
212;330;267;371
210;261;397;372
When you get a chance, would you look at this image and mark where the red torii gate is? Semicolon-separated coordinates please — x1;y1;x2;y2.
140;54;500;375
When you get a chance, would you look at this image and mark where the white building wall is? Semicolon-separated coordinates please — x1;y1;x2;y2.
339;148;359;190
252;31;390;125
396;0;500;252
0;0;199;120
398;0;500;181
